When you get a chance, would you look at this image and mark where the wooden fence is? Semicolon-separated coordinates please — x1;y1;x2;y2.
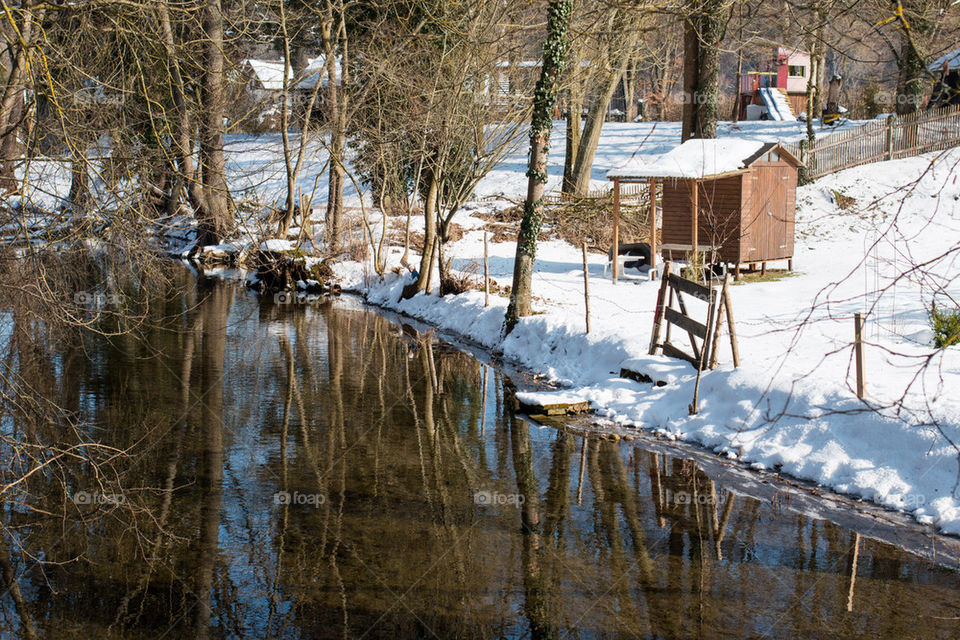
543;182;648;204
783;105;960;180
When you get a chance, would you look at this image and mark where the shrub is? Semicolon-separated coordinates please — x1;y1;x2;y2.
930;304;960;348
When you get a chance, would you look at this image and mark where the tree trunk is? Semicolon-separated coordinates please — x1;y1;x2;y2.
681;18;699;142
570;46;632;195
0;4;44;195
401;170;439;299
896;35;926;115
322;9;345;253
623;58;639;122
0;91;23;194
159;1;205;216
278;0;296;235
505;0;573;333
197;0;231;246
681;0;727;141
68;148;90;211
562;89;581;194
694;0;725;139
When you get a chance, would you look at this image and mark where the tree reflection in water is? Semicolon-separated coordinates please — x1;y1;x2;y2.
0;277;958;639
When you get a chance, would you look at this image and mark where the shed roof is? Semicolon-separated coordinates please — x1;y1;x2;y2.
607;139;800;180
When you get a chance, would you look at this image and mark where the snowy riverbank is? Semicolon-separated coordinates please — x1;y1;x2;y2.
332;143;960;535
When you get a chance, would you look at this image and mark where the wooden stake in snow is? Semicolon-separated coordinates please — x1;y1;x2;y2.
483;231;490;307
649;262;672;354
709;275;740;369
582;242;591;334
725;277;741;368
689;284;717;416
854;312;865;399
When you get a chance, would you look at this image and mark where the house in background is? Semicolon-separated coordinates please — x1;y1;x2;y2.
237;57;337;129
738;43;812;121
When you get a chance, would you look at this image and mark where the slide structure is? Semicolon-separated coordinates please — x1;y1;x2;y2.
759;88;796;121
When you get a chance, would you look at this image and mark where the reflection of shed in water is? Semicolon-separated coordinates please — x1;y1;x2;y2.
608;139;802;279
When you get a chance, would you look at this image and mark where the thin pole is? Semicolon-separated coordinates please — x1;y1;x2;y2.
612;178;621;283
649;178;658;270
691;179;699;261
483;231;489;307
582;242;591;334
724;275;740;368
854;312;865;399
689;283;716;415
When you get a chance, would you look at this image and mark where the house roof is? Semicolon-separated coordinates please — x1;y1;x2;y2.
244;59;289;91
931;48;960;72
243;56;341;91
607;139;800;181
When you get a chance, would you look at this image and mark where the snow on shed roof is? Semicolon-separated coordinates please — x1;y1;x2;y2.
930;48;960;72
608;139;786;180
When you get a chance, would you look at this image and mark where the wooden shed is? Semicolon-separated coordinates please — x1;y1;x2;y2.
607;139;802;280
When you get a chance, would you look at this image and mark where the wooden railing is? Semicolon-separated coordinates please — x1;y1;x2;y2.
783;105;960;180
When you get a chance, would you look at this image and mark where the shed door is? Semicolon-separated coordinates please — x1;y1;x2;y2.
748;165;791;261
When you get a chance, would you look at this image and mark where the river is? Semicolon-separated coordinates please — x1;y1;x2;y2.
2;275;959;639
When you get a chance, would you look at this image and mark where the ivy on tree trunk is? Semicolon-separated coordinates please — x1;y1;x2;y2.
504;0;573;334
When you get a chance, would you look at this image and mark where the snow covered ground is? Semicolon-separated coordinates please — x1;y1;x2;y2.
327;122;960;536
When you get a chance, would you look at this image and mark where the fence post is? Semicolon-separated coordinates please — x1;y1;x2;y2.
582;243;591;334
854;312;865;399
886;115;895;161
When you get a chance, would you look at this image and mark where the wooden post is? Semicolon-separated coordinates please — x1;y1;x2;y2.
723;276;740;367
648;261;672;354
483;231;489;307
612;178;621;283
709;286;725;370
690;179;699;261
689;284;716;415
854;312;865;399
582;242;591;334
886;114;895;161
649;178;658;270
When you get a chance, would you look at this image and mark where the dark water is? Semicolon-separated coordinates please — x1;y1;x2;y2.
2;277;960;639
